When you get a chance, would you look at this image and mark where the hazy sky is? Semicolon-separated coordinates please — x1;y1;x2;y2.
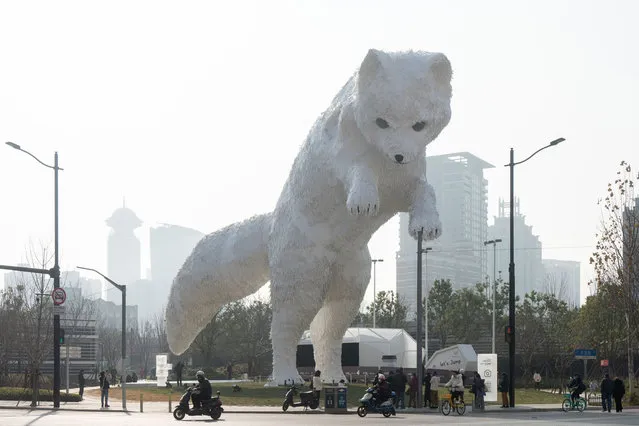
1;0;638;305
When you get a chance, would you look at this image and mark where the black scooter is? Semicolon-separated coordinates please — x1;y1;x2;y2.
282;384;320;411
173;387;224;420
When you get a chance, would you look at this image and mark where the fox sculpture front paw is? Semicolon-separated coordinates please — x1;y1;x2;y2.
409;211;442;241
346;184;379;216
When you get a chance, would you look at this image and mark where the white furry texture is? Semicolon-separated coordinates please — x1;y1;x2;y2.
165;49;452;385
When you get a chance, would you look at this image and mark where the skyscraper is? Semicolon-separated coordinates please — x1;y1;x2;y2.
542;259;580;307
125;224;204;321
487;198;543;299
105;203;142;303
396;152;493;318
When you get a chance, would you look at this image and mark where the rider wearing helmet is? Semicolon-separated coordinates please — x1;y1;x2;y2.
192;370;212;408
376;374;391;404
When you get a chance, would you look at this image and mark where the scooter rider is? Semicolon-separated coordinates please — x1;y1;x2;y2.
376;374;391;404
192;370;212;408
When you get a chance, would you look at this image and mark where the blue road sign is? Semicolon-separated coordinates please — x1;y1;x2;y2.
574;349;596;359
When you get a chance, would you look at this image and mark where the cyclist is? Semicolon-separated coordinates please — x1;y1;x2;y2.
567;374;586;406
445;369;465;403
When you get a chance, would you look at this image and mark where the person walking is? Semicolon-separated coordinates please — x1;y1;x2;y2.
99;371;110;408
78;369;85;399
394;368;407;409
312;370;323;404
174;361;184;387
533;372;541;390
429;372;440;408
600;373;613;413
472;372;486;410
499;372;509;408
423;371;432;408
612;376;625;413
407;373;418;408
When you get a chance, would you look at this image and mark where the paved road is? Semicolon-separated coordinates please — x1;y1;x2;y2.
1;409;637;425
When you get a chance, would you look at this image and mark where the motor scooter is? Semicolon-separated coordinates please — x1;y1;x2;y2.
357;387;396;417
282;384;320;411
173;387;224;420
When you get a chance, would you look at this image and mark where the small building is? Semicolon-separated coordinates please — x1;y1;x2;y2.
296;328;423;376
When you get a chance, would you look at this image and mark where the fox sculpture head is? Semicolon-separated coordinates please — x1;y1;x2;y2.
353;49;452;165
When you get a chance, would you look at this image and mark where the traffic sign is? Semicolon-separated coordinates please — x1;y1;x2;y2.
601;359;609;367
574;348;596;359
51;287;66;306
53;305;66;315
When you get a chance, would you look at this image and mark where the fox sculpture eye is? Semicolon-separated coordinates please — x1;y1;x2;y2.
412;121;426;132
375;118;389;129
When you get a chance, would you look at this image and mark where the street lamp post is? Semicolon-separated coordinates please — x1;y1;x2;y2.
5;141;63;408
77;266;127;411
371;259;384;328
506;137;564;407
484;239;502;354
416;230;432;413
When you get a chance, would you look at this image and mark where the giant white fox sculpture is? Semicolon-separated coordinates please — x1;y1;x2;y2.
165;49;452;385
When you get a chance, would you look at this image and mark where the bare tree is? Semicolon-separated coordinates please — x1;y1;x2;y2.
6;245;56;406
590;161;639;395
0;287;25;386
543;272;570;304
97;326;121;372
132;320;156;378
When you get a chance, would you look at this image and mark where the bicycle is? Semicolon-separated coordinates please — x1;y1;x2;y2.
440;391;466;416
561;392;586;412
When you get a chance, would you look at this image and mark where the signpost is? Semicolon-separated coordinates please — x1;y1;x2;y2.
574;349;596;380
574;349;596;359
51;287;66;306
51;287;67;394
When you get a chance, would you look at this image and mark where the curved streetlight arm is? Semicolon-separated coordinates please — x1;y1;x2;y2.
505;138;565;167
6;142;64;170
77;266;125;292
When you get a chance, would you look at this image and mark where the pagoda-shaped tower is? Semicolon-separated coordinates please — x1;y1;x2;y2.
106;200;142;303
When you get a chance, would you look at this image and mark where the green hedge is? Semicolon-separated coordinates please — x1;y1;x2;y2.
0;387;81;402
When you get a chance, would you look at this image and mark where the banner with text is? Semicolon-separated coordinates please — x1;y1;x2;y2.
477;354;498;402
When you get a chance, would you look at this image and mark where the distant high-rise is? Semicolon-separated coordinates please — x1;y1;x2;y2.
397;152;493;318
542;259;580;307
150;224;204;287
487;198;544;299
126;224;204;321
106;203;142;303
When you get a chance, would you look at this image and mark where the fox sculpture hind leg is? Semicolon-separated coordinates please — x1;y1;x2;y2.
309;249;371;383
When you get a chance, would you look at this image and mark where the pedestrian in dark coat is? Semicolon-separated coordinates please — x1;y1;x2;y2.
423;372;432;407
78;369;85;399
600;374;614;413
498;372;509;408
612;377;625;412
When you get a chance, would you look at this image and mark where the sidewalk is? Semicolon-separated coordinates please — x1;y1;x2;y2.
0;397;578;415
0;388;634;415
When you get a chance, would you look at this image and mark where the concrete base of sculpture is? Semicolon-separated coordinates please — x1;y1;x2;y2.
165;48;452;386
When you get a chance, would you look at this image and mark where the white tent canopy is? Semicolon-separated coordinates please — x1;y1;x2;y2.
424;344;477;372
298;327;423;370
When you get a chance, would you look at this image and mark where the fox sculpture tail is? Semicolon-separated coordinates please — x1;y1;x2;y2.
165;213;272;355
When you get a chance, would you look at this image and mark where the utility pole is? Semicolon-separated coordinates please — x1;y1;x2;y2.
484;239;502;354
371;259;384;328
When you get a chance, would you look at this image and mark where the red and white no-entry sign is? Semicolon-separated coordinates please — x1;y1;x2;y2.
51;287;66;306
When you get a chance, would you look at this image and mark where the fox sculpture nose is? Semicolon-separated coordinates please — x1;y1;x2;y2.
394;154;404;163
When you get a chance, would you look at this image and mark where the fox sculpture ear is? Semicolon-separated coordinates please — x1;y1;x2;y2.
359;49;385;87
429;53;452;86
